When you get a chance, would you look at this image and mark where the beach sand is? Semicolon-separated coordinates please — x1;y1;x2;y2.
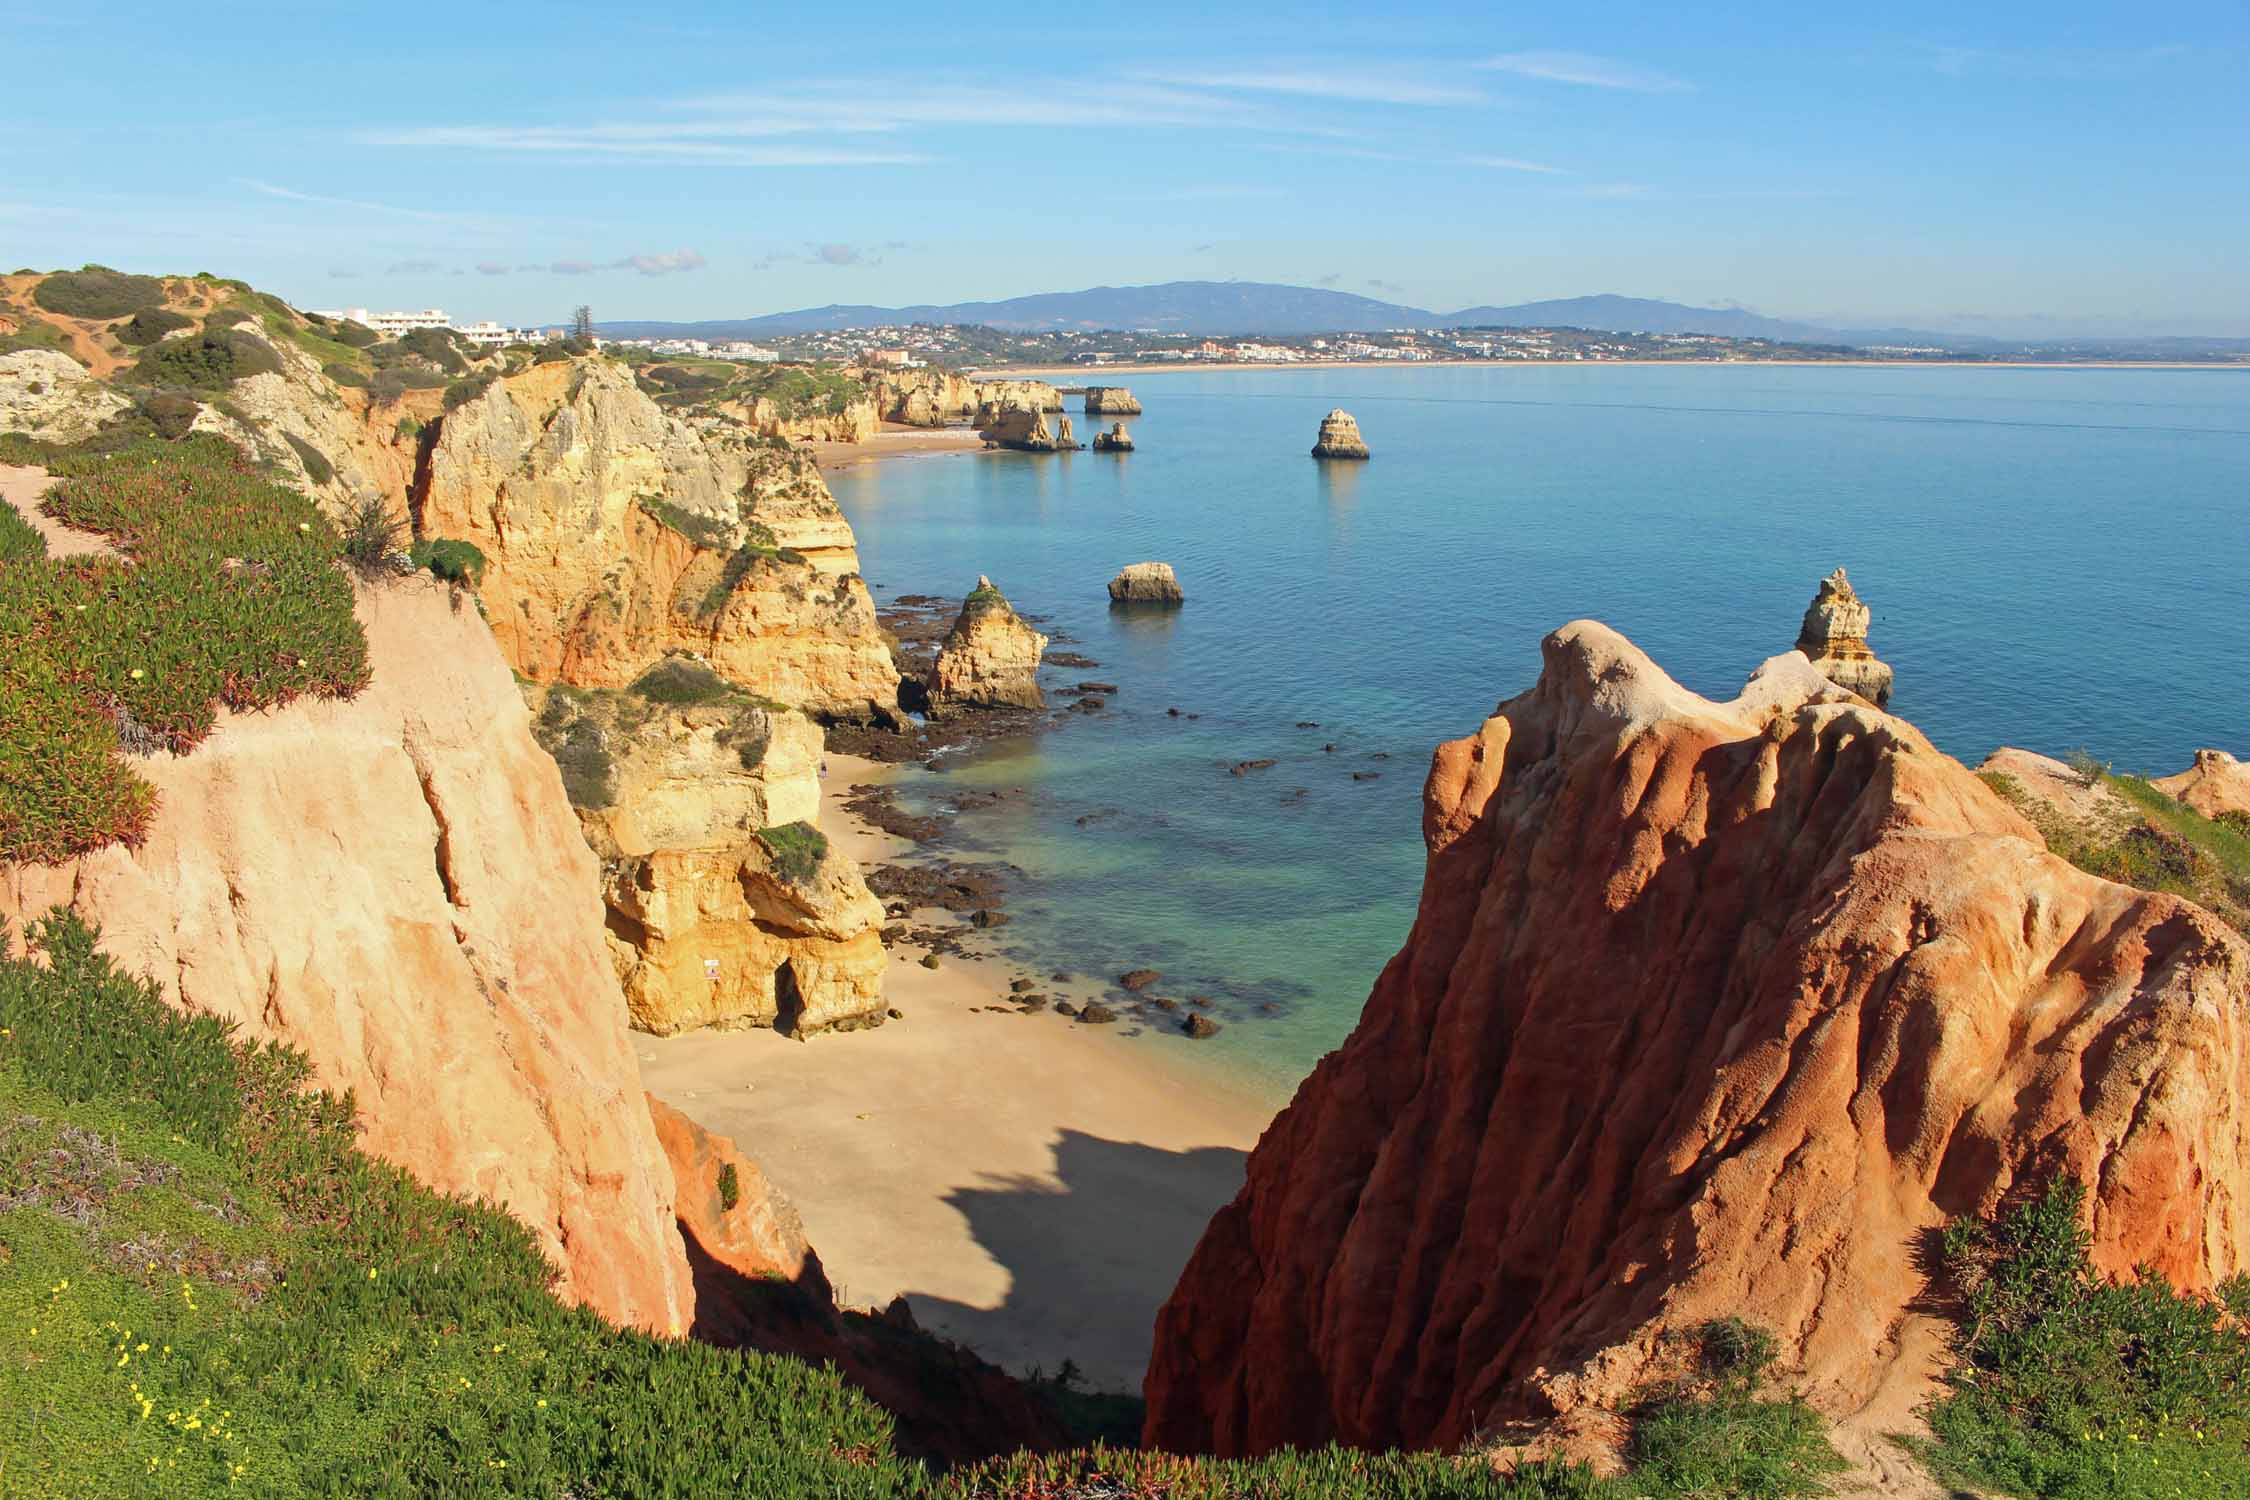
640;751;1279;1394
813;423;988;472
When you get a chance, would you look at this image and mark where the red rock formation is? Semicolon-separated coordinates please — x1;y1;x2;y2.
1145;621;2249;1460
2156;748;2250;820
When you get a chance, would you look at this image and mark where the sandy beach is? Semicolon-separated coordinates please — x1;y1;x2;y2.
812;423;988;472
641;750;1280;1394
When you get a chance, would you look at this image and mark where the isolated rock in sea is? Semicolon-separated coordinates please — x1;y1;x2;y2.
417;357;898;718
1794;566;1894;706
1092;423;1134;452
2156;749;2250;820
1310;408;1370;460
977;404;1060;452
1145;619;2250;1463
0;348;132;443
0;584;698;1334
1108;561;1184;605
1054;415;1082;450
1084;386;1143;415
927;576;1049;718
530;680;888;1037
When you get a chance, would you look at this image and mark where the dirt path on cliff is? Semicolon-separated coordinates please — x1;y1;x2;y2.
0;464;117;557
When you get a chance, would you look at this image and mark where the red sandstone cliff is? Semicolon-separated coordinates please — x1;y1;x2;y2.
1145;621;2249;1462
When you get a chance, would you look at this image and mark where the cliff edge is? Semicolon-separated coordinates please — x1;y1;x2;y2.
1146;620;2248;1465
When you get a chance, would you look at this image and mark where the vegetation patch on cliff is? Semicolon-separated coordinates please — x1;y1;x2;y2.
757;821;830;886
0;435;369;863
0;912;916;1497
29;266;168;320
1925;1179;2250;1499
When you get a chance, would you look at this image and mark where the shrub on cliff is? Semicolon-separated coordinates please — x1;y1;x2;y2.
110;306;193;346
1926;1180;2250;1500
758;821;830;886
630;656;736;706
0;912;918;1496
0;435;369;863
410;536;486;587
128;327;283;390
30;267;167;319
0;501;45;563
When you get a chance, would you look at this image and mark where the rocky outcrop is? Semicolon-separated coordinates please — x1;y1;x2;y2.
1092;423;1134;452
0;348;131;442
976;404;1064;451
873;369;1061;426
1794;566;1893;707
1108;561;1183;605
2156;749;2250;820
649;1095;830;1298
1146;620;2249;1461
1084;386;1142;415
1310;408;1369;460
723;393;880;446
0;582;697;1334
927;577;1048;717
1053;415;1081;450
416;359;898;718
533;682;888;1036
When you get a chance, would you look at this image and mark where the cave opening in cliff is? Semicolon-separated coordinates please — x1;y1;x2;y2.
773;959;806;1037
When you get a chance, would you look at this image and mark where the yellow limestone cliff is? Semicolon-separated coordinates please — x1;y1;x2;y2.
529;678;889;1036
0;582;696;1333
415;358;898;717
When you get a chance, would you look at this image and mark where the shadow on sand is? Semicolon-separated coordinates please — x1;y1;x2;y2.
900;1127;1251;1396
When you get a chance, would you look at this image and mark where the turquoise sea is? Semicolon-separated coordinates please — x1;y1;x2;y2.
829;365;2250;1099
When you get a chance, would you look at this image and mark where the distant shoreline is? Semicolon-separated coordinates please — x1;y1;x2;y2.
978;357;2250;378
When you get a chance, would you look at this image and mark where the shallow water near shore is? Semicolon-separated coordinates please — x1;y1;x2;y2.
830;364;2250;1098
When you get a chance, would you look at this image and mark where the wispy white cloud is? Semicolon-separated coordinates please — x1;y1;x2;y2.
236;177;469;222
1460;154;1569;174
621;249;706;276
355;127;925;166
1135;65;1485;106
1476;51;1690;92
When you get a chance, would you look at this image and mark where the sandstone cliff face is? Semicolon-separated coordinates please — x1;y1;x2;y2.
532;683;889;1036
721;394;881;446
873;369;1061;426
977;404;1061;451
928;577;1048;717
416;359;897;718
649;1094;830;1297
1311;408;1370;459
2156;749;2250;819
1795;566;1894;707
185;328;408;515
0;349;131;441
1084;386;1142;415
1146;621;2249;1459
0;582;695;1333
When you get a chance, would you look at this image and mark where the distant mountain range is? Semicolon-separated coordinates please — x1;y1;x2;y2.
597;281;2250;355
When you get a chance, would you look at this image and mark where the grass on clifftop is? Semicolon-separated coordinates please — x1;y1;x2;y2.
1925;1179;2250;1500
0;435;368;863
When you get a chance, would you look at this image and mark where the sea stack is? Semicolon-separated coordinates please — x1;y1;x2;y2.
1794;567;1893;706
1107;561;1183;605
1085;386;1143;415
978;404;1059;452
1092;423;1134;452
1053;415;1083;450
927;576;1049;717
1310;409;1370;460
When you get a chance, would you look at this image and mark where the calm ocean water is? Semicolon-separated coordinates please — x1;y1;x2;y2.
830;365;2250;1098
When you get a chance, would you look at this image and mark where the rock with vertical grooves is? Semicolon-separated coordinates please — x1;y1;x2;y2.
1794;566;1894;706
1310;409;1370;460
1085;386;1143;415
1145;620;2250;1470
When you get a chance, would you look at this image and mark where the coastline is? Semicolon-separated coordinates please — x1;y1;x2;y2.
981;357;2250;377
641;749;1280;1394
812;423;987;472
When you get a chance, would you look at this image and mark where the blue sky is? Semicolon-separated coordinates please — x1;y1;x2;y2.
5;1;2246;333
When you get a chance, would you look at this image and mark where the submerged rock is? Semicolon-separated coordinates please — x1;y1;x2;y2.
1310;409;1370;460
1794;566;1894;706
926;576;1049;718
1108;561;1184;605
1092;423;1134;452
1146;619;2250;1464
